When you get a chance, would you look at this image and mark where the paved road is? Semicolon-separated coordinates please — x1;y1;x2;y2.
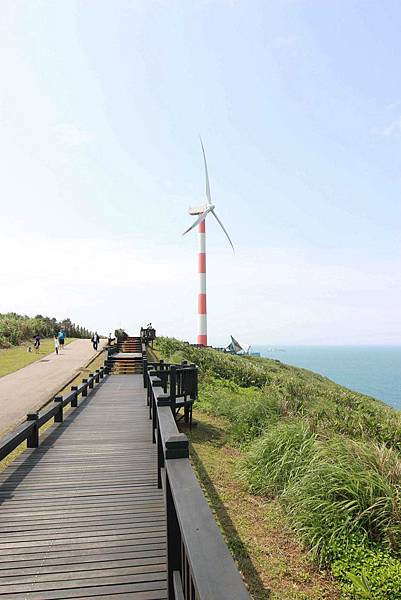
0;339;105;435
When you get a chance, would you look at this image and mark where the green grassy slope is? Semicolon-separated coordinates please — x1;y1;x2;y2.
0;338;74;377
157;338;401;600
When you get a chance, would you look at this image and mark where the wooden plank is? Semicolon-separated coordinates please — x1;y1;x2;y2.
0;375;167;598
0;581;167;599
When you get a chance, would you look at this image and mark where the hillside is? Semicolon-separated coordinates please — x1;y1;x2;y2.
156;337;401;600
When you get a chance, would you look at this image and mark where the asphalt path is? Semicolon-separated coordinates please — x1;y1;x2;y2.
0;339;105;435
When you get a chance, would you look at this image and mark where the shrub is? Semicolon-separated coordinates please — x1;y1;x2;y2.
242;421;318;496
0;313;93;346
196;376;280;445
229;387;281;444
282;437;401;564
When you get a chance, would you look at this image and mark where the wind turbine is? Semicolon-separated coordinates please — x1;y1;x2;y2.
183;139;234;346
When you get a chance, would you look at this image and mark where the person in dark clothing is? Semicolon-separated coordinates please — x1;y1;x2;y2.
34;335;40;352
91;332;100;351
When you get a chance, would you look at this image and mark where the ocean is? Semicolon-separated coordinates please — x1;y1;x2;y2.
253;346;401;411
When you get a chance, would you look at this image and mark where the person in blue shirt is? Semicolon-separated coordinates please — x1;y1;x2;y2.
58;330;65;350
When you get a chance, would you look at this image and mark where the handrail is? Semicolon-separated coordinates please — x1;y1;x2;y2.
140;326;156;344
145;363;250;600
0;364;109;463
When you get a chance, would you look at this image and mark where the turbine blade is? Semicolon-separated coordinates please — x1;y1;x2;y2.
182;208;211;236
199;137;212;205
211;209;235;252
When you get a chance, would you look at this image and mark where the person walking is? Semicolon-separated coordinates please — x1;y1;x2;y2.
54;335;60;355
58;330;65;350
33;335;40;352
91;332;100;351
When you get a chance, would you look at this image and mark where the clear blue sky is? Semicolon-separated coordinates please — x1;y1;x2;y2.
1;0;400;345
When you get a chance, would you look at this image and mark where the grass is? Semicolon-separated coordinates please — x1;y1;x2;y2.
156;337;401;599
0;338;74;377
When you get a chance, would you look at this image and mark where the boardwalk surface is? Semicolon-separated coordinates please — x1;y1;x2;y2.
0;339;106;435
0;374;167;599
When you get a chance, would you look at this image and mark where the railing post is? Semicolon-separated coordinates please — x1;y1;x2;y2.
166;471;182;600
157;423;164;489
143;357;148;388
146;369;150;407
160;361;168;394
82;379;88;396
173;572;185;600
71;386;78;407
88;374;94;389
100;366;104;379
26;413;39;448
54;397;63;422
170;365;177;417
152;392;156;443
95;369;100;383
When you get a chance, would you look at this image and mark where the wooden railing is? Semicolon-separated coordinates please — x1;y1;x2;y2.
141;326;156;344
145;360;251;600
0;365;109;462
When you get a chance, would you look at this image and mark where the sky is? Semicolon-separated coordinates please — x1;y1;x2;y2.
0;0;400;345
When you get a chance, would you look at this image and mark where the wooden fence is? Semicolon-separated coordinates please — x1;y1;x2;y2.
0;365;108;462
145;357;251;600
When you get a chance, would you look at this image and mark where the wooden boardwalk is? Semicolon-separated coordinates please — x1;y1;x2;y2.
0;375;167;599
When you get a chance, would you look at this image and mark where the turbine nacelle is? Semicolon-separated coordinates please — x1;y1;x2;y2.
188;203;214;216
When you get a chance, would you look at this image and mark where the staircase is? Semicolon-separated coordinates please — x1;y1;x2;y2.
107;336;143;374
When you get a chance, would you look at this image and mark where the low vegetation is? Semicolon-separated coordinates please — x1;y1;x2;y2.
157;337;401;600
0;338;74;377
0;313;93;348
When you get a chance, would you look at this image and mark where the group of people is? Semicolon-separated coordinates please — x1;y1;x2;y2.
54;330;65;354
32;330;108;355
30;330;65;354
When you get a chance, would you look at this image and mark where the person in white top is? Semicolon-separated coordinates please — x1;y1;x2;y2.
54;335;60;355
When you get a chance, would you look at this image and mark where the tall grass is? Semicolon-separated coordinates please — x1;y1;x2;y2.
242;421;318;496
282;437;401;563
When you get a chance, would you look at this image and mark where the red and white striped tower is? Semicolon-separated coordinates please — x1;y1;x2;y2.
198;218;207;346
183;140;234;347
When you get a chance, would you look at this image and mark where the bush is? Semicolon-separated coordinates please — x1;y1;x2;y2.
242;421;318;496
0;313;93;347
282;437;401;564
196;376;280;445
